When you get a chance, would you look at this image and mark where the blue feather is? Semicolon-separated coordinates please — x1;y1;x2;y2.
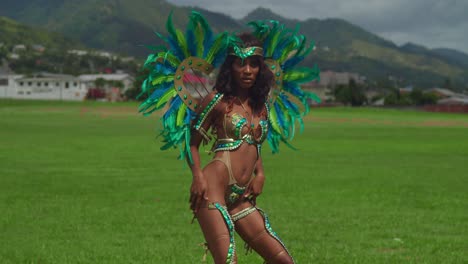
212;52;227;68
203;37;214;57
149;82;172;100
272;38;290;60
280;93;300;114
164;95;182;119
185;108;196;125
274;102;286;131
155;32;185;61
155;62;176;75
167;37;185;61
283;82;304;97
186;27;197;56
282;56;305;70
263;21;282;56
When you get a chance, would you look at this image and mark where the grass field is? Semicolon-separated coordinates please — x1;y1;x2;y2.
1;99;467;263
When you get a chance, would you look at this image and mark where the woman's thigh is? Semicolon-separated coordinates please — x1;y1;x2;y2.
230;201;293;263
195;162;234;263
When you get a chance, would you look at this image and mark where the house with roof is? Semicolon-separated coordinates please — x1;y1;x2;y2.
78;73;134;91
0;73;87;100
0;71;136;101
427;88;457;99
78;73;134;101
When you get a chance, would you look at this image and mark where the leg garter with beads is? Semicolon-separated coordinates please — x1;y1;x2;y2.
208;203;236;264
256;207;295;264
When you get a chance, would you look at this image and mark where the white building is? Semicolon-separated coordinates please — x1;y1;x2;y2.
0;72;135;101
0;73;88;101
78;73;134;91
0;74;23;98
67;49;88;56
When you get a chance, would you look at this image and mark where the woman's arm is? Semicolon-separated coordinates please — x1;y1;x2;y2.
188;125;209;213
188;92;220;213
244;156;266;204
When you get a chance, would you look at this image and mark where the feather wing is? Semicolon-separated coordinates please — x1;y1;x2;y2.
249;20;321;152
139;11;231;163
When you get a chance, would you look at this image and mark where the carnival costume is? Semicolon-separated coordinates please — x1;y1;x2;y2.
139;11;319;263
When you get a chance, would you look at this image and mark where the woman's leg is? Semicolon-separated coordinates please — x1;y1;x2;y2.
230;201;294;264
195;162;237;264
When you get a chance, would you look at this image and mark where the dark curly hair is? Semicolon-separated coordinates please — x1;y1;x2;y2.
214;33;273;114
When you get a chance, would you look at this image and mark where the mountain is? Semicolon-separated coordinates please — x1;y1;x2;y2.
243;8;467;87
0;16;140;76
0;0;241;57
0;16;81;50
1;2;467;88
431;48;468;69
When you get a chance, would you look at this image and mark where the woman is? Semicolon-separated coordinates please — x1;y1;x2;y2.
188;33;295;264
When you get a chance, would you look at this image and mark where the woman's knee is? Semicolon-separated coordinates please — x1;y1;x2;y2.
268;250;294;264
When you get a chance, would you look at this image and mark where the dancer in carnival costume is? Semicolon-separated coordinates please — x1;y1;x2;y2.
139;11;319;264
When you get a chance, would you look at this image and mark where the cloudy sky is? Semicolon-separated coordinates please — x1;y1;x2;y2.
167;0;468;54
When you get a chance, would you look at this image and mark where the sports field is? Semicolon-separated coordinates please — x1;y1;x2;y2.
1;100;467;263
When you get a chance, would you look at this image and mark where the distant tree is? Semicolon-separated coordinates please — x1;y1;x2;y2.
410;88;425;105
443;78;452;90
348;79;367;106
375;77;395;91
333;84;351;105
110;80;124;89
384;89;399;105
124;69;149;101
421;92;438;105
94;77;106;88
333;79;367;106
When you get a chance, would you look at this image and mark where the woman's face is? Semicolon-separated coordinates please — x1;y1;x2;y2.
232;56;260;90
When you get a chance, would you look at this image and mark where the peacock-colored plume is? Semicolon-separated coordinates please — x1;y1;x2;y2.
139;11;231;163
249;19;320;153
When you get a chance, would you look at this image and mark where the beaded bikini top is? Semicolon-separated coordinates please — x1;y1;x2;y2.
194;93;269;153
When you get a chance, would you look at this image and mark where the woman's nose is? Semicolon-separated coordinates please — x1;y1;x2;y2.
243;65;252;73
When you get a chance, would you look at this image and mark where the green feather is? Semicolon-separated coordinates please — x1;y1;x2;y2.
166;12;178;44
166;12;189;58
305;90;322;103
185;127;193;164
149;52;180;68
278;39;299;63
194;23;204;56
191;11;213;52
268;104;283;135
155;88;176;109
143;54;157;68
175;28;189;57
283;67;319;83
151;75;174;86
295;35;307;57
176;103;187;127
205;32;228;63
247;21;269;40
138;79;150;96
162;52;181;67
276;99;292;138
265;21;281;57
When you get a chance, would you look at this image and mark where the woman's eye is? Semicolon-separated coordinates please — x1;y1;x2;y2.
234;59;243;67
250;61;259;68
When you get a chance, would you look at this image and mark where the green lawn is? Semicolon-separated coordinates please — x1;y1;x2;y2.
1;100;467;263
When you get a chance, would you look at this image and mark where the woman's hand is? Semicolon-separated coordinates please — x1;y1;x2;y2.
244;174;265;205
189;173;208;214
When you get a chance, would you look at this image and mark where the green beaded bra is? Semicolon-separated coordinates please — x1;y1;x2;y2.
194;93;268;153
